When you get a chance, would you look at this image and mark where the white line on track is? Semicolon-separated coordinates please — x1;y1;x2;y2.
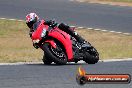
0;58;132;65
87;28;93;30
116;32;122;34
77;27;84;29
75;26;131;35
101;30;108;32
94;29;101;31
0;62;43;65
123;33;131;35
100;58;132;62
70;0;132;7
0;18;24;22
110;31;116;33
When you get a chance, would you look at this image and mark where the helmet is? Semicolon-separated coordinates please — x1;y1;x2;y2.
26;13;39;28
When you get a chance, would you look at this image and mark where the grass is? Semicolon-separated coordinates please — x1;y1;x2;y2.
77;29;132;60
77;0;132;6
78;0;132;2
0;19;132;63
99;0;132;2
0;19;43;63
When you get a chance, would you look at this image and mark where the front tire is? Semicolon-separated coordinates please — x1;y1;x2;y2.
42;55;52;65
43;43;67;65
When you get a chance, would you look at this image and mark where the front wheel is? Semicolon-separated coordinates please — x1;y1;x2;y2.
42;43;67;65
42;55;52;65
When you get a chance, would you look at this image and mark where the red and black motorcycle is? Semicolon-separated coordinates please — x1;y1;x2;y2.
31;20;99;65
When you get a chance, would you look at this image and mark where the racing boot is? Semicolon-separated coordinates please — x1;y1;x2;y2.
74;33;93;49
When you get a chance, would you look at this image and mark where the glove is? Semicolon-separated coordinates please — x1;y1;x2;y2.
44;20;53;25
33;43;39;49
44;20;58;28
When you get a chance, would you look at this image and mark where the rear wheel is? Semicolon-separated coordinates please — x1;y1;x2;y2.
43;43;67;65
84;47;99;64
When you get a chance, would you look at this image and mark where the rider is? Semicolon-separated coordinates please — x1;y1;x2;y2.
26;13;85;48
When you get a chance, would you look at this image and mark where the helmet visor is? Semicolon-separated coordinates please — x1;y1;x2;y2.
26;21;34;29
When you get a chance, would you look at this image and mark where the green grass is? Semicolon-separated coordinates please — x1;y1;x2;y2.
78;0;132;3
100;0;132;2
81;0;132;2
0;19;132;63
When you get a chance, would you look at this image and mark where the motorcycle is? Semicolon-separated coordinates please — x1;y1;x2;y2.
31;20;99;65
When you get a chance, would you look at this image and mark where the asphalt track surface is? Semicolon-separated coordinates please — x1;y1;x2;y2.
0;0;132;33
0;61;132;88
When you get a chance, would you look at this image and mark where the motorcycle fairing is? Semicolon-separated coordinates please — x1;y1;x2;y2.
32;20;74;61
32;20;48;40
47;28;74;61
45;40;57;49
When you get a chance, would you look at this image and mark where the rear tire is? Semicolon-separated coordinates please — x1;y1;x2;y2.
84;47;99;64
43;43;67;65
